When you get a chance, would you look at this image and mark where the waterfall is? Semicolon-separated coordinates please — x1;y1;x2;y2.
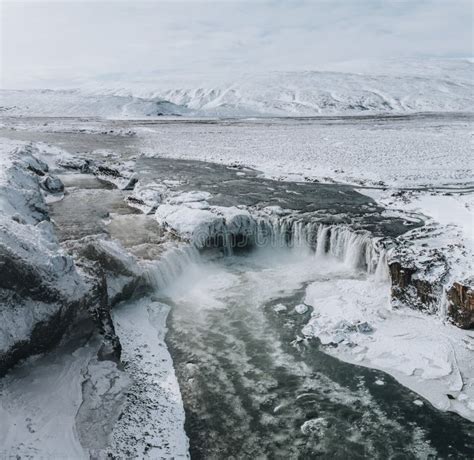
321;226;381;273
144;244;202;290
252;216;390;280
143;214;391;295
315;225;330;257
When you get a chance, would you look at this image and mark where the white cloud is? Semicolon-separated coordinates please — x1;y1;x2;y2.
1;0;472;88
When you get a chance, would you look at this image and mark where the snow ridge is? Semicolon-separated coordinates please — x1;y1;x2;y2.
1;62;473;118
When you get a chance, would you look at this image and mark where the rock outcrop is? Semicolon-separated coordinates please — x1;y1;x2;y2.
447;280;474;329
388;251;473;329
388;261;440;312
0;145;87;375
0;144;146;375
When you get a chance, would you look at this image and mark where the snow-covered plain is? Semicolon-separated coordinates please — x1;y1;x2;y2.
135;115;472;188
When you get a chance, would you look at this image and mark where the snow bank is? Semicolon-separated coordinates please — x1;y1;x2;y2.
0;327;129;458
302;276;474;421
109;298;189;458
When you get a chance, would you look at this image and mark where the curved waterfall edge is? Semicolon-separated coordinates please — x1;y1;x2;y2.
143;217;392;293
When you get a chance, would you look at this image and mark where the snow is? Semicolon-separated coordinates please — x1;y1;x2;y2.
1;59;472;118
134;115;472;189
109;298;189;458
302;276;474;421
362;188;474;286
295;304;309;314
155;205;219;243
273;304;288;313
404;194;473;249
0;331;128;459
167;190;212;205
0;342;94;459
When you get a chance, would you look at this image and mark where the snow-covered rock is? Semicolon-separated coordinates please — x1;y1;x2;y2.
155;203;254;249
295;304;309;314
126;181;166;214
40;174;64;193
0;141;88;374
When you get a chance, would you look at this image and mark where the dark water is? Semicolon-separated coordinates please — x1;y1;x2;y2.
162;251;473;460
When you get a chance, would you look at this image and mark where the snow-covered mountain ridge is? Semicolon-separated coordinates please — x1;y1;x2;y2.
1;60;473;118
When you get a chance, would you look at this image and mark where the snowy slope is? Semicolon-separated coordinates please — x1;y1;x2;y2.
152;68;473;117
1;59;472;118
0;89;188;118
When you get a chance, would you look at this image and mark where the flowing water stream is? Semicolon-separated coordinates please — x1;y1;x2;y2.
154;245;473;459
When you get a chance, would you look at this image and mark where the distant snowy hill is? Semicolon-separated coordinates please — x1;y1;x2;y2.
0;89;188;118
1;59;472;118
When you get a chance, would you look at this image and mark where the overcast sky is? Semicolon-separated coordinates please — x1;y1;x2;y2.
1;0;472;88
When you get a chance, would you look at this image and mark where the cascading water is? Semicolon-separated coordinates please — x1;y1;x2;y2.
143;215;391;293
252;216;390;280
144;244;202;290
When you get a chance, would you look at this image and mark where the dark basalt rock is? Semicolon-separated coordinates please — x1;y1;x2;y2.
122;175;138;191
126;196;146;206
58;157;91;173
0;244;60;302
388;261;439;312
389;261;415;290
96;165;121;178
27;164;46;176
0;296;83;377
81;266;122;364
389;259;473;329
20;148;49;175
447;280;474;329
66;237;147;364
